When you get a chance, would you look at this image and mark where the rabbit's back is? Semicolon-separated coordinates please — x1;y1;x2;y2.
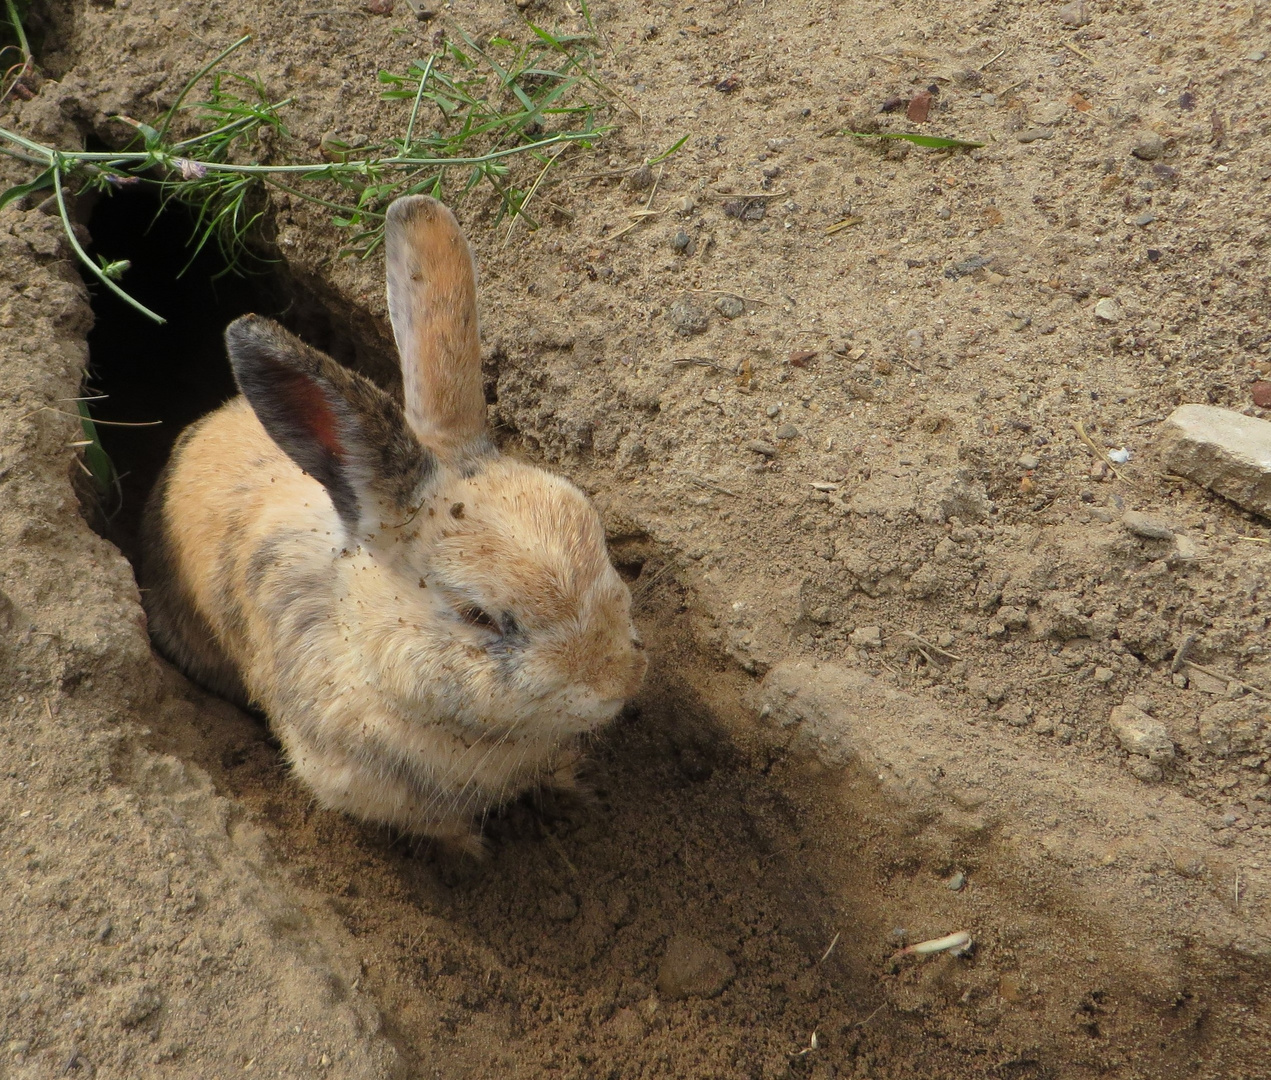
141;397;342;708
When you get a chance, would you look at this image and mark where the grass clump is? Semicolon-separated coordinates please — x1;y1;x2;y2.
1;0;33;106
0;26;614;323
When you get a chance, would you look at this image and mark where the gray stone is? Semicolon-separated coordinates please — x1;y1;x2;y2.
1058;0;1090;26
1094;298;1121;322
945;871;966;891
1018;453;1040;471
667;297;710;335
715;294;746;319
656;936;735;999
1017;127;1055;143
1108;704;1175;764
1131;132;1167;160
1168;533;1199;566
1158;404;1271;519
849;625;883;649
670;230;692;253
774;423;799;440
745;439;777;458
627;163;655;190
1122;510;1174;541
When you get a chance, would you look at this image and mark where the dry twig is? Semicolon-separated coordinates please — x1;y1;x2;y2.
1183;659;1271;702
1073;420;1126;480
898;630;964;663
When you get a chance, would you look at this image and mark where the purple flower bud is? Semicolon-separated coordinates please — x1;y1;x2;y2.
175;158;208;180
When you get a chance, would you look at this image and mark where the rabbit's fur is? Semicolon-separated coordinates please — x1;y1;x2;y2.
140;196;647;851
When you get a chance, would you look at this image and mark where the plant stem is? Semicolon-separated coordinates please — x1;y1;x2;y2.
155;34;253;144
1;125;604;173
52;165;166;324
3;0;30;62
263;176;383;219
403;54;435;152
169;98;295;151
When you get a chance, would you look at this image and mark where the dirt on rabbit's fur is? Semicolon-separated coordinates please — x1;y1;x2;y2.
3;0;1271;1077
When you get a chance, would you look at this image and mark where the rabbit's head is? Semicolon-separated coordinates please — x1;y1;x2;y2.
223;197;645;744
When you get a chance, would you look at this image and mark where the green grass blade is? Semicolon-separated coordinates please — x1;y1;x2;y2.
844;131;985;150
0;165;53;211
76;400;119;501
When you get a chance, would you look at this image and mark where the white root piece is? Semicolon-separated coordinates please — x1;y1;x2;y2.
892;930;972;960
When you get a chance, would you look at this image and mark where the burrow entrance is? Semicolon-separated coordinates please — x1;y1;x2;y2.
74;192;1212;1080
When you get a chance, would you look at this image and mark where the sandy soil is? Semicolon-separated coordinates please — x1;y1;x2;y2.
2;0;1270;1076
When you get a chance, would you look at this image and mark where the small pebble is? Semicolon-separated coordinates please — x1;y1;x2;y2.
670;230;691;253
1122;510;1174;540
745;439;777;458
1168;532;1199;567
1131;132;1167;160
667;297;710;336
1017;127;1054;143
1093;298;1121;322
1133;212;1157;226
1247;50;1267;62
674;195;696;215
849;625;883;649
1058;0;1090;27
715;295;746;319
1251;381;1271;408
774;423;799;440
1018;453;1040;471
1108;704;1175;763
945;871;966;892
765;404;781;418
1093;666;1116;685
627;164;655;190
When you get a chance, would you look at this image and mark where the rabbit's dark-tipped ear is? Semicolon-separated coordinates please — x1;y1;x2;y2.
385;196;485;456
226;315;434;531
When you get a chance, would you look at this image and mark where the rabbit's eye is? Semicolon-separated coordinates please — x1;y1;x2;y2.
460;605;499;632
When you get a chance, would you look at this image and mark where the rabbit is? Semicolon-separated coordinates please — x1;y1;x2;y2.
140;195;647;853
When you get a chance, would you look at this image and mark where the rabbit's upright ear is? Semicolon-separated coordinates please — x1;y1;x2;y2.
226;315;434;531
385;195;486;457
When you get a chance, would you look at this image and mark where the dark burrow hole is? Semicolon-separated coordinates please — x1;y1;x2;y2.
79;185;361;559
